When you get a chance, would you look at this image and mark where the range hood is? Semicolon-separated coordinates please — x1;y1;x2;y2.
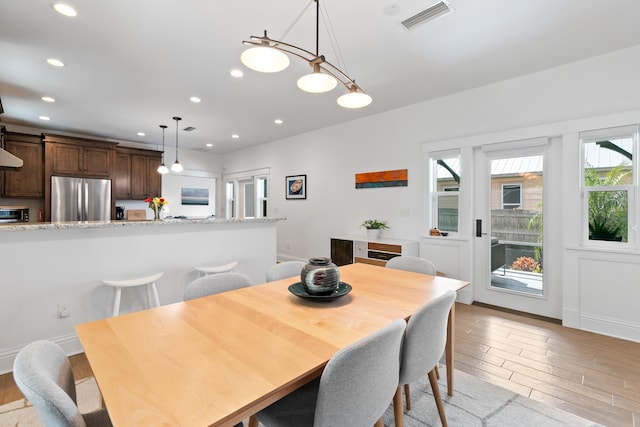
0;98;24;169
0;147;24;169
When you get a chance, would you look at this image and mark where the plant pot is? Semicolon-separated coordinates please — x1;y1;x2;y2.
366;229;380;240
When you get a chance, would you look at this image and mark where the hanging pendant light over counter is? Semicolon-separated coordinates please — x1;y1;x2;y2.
157;125;169;174
171;116;183;173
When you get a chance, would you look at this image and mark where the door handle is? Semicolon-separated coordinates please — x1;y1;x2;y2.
476;219;487;237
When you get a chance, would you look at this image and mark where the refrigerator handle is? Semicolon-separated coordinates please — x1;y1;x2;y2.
83;181;89;221
77;182;83;221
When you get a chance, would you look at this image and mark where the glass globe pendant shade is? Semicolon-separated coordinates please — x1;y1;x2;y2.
241;46;290;73
171;161;183;173
337;88;372;109
157;163;169;174
297;69;337;93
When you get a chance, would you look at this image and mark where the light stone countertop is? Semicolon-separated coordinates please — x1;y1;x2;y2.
0;216;286;232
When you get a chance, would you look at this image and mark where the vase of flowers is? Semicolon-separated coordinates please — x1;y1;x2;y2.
145;196;169;220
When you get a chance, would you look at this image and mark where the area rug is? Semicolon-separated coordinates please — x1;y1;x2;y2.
380;370;602;427
0;376;101;427
0;370;601;426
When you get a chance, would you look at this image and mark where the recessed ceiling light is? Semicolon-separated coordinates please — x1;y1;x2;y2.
190;96;201;103
47;58;65;67
41;96;55;103
232;134;239;139
53;3;77;17
137;132;146;136
38;116;51;121
230;69;244;78
206;143;213;148
274;119;283;125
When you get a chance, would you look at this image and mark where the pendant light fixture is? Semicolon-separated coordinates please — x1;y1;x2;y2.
171;116;183;173
157;125;169;174
241;0;372;108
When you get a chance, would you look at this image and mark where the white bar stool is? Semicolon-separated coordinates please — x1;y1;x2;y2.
102;272;163;317
193;261;238;277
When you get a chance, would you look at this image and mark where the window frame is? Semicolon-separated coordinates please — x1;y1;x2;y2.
501;183;522;209
428;150;461;235
579;125;638;248
223;168;270;220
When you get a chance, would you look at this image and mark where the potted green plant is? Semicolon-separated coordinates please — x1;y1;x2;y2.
585;164;629;241
360;219;389;240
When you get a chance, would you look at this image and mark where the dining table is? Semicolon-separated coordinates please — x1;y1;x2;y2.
76;262;470;427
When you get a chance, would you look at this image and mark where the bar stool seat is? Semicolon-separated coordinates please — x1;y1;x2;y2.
102;272;163;317
193;261;238;276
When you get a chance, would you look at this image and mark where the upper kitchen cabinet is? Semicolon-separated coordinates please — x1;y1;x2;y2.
1;132;44;198
115;147;162;200
43;134;116;178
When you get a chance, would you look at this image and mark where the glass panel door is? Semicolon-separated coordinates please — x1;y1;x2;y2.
489;155;543;296
473;142;551;315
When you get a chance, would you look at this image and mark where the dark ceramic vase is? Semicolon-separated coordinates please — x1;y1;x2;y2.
301;257;340;295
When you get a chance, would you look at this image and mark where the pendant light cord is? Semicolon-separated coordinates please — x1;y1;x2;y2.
173;116;181;160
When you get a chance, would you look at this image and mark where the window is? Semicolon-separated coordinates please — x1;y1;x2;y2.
501;184;522;209
223;168;269;219
225;181;235;219
257;176;268;217
581;125;636;245
429;151;460;233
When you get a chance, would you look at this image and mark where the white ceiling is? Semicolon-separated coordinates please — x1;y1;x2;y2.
1;0;640;153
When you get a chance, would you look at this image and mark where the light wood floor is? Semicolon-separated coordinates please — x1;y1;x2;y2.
2;303;639;426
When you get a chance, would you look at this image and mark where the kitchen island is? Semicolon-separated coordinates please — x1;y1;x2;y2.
0;217;284;373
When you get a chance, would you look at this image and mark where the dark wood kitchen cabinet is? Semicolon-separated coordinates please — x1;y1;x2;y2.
43;134;116;178
115;147;162;200
42;133;117;221
1;132;44;198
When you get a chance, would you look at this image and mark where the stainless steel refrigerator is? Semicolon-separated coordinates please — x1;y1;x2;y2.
51;176;111;222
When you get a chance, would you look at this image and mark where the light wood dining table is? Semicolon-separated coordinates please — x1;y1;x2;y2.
76;263;469;427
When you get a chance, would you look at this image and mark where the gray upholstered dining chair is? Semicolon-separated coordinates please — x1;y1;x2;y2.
266;261;306;282
386;255;437;276
249;319;406;427
13;340;113;427
393;290;457;427
183;272;252;301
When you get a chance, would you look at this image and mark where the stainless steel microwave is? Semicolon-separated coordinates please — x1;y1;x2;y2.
0;206;29;223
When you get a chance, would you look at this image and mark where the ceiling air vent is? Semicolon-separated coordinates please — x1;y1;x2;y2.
401;0;452;30
183;126;196;132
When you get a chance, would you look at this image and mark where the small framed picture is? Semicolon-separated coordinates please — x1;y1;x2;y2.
286;174;306;199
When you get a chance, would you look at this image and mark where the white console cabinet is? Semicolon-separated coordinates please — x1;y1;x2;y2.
330;235;419;267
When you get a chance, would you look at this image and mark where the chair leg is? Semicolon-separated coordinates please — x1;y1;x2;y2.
374;419;384;427
393;386;404;427
404;383;411;410
112;287;122;317
435;364;440;379
248;415;259;427
428;368;448;427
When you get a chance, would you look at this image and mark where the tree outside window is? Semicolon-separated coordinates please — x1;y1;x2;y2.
582;131;634;244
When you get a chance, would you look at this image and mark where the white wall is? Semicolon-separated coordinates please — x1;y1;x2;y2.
223;45;640;341
0;219;279;373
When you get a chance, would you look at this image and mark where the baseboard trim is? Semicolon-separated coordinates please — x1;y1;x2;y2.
0;333;82;375
471;301;562;324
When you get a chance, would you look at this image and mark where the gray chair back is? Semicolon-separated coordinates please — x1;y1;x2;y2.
315;319;406;427
254;319;406;427
386;255;437;275
266;261;305;282
399;290;456;385
13;340;112;427
184;272;252;301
